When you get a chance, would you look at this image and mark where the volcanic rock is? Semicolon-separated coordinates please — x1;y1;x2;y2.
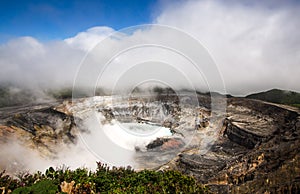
162;98;300;193
0;94;299;193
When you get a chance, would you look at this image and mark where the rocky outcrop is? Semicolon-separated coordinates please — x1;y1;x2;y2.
100;97;181;125
146;138;170;150
99;108;115;124
146;137;184;150
223;118;267;149
164;98;300;193
0;103;78;157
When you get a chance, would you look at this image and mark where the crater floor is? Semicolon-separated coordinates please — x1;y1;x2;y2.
0;94;299;193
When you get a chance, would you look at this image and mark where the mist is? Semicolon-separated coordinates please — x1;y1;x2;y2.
0;104;177;174
0;136;98;174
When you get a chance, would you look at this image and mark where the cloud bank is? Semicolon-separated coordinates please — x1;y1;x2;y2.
0;0;299;95
155;0;300;95
0;26;116;90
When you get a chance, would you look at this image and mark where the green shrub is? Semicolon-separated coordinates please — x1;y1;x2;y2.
1;162;208;193
12;179;58;194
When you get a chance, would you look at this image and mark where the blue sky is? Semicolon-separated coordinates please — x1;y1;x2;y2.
0;0;158;43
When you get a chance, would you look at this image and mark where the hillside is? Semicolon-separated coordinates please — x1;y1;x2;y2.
246;89;300;108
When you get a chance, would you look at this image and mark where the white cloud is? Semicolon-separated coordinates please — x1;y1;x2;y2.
0;37;82;89
65;26;115;51
155;0;300;95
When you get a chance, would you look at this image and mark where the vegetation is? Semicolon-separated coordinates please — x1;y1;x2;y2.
0;84;109;107
246;89;300;108
0;162;208;194
47;88;73;99
0;85;35;108
47;87;109;99
153;86;176;95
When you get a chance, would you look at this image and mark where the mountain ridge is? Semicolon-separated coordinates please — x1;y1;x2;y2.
246;88;300;108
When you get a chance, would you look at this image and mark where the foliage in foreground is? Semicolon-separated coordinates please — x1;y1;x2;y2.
0;162;208;194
